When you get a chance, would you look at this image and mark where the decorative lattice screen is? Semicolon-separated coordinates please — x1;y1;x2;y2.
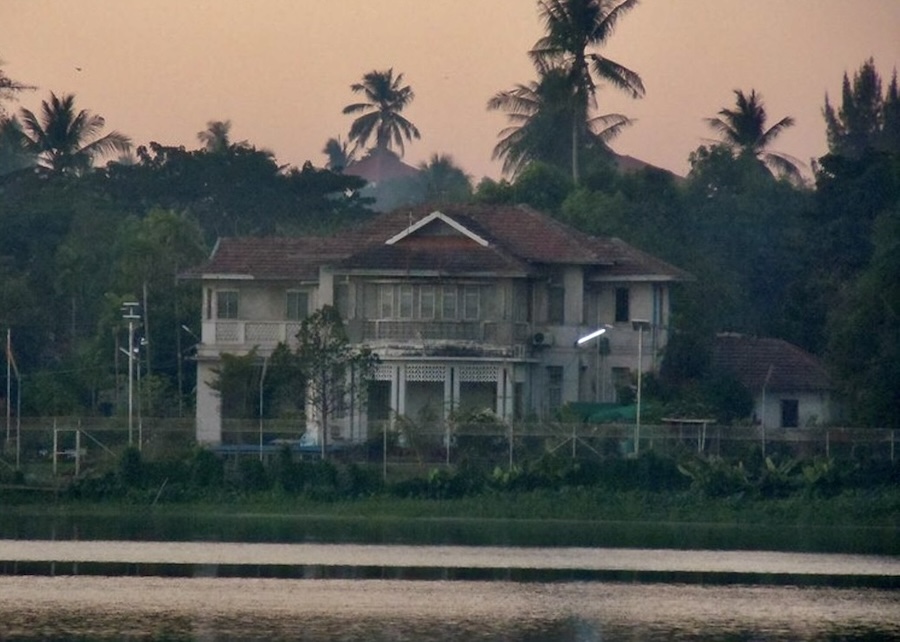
457;364;499;382
406;364;447;382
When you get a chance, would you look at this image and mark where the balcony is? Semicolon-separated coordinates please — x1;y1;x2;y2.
202;319;531;352
205;321;303;348
363;320;530;345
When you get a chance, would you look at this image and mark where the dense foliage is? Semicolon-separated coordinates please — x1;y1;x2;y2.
0;55;898;429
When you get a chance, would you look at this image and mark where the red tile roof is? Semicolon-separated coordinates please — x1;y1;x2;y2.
343;148;420;184
712;334;833;393
183;204;690;281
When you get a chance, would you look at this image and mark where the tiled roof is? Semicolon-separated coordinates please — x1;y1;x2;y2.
343;148;420;184
180;237;348;281
586;236;694;281
712;334;833;393
183;204;690;281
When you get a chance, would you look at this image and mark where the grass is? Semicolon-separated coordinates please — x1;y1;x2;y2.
7;486;898;529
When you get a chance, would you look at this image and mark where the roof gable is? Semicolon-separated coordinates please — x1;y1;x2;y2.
385;210;489;247
182;204;691;283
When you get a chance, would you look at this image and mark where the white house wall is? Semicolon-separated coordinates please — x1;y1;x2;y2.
193;269;675;444
755;391;835;428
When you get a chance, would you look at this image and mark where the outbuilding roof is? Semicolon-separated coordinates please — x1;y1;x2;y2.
712;333;833;393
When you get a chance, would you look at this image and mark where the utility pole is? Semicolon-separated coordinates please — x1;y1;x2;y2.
122;302;141;447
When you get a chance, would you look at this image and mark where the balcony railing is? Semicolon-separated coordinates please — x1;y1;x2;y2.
206;320;531;348
363;320;530;344
211;321;302;346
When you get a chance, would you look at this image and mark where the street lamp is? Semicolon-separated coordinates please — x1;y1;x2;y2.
631;319;652;456
121;302;141;447
576;325;612;403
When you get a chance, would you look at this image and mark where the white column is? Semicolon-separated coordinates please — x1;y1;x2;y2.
195;361;222;445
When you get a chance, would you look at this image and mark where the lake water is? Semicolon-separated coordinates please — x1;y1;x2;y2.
1;539;898;641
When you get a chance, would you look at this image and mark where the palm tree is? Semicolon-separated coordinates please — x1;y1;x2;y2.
705;89;802;179
488;62;631;177
342;69;420;157
19;92;131;175
322;136;356;172
197;120;233;153
417;153;472;203
530;0;645;181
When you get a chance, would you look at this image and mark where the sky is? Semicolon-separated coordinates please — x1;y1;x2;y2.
1;1;899;181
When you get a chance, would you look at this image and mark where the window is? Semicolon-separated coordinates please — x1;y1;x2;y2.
420;285;435;319
216;290;239;319
463;286;480;321
379;284;394;318
615;287;630;323
285;290;309;321
781;399;799;428
441;286;457;319
547;366;563;413
548;285;565;324
399;285;414;319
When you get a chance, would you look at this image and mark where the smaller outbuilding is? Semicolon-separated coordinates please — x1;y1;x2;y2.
712;333;839;428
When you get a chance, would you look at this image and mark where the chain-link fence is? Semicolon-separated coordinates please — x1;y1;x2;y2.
1;417;895;478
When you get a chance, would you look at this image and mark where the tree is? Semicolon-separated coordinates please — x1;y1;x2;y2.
824;58;900;159
530;0;645;181
322;136;356;172
0;117;36;175
488;60;631;177
416;153;472;203
291;306;377;459
342;69;420;157
0;60;34;119
197;119;243;153
18;92;131;175
826;205;900;428
705;89;802;180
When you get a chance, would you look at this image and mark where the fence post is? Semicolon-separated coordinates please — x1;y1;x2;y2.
571;422;576;459
52;420;58;476
75;429;81;477
508;420;513;471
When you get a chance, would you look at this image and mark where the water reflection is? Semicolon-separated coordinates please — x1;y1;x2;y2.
2;510;897;554
0;577;897;641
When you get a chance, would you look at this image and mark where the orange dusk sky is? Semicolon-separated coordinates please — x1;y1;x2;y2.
1;1;898;181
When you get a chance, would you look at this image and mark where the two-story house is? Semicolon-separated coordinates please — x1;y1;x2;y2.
183;204;690;445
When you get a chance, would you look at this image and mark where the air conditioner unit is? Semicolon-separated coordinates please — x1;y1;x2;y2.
531;332;555;347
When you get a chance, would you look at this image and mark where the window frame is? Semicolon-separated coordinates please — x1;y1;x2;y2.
216;289;239;320
285;290;309;321
441;285;458;320
615;287;630;323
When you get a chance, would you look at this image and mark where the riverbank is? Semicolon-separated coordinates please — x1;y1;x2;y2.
5;486;900;526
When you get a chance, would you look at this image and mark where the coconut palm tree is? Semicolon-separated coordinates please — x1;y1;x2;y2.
19;92;131;175
342;69;420;157
530;0;645;181
197;120;233;153
705;89;802;179
322;136;356;172
417;153;472;203
488;62;631;177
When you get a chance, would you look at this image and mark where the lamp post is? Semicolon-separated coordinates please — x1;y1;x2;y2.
576;326;612;404
122;302;141;447
631;319;651;456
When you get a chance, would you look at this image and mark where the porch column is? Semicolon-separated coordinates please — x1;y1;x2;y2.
195;360;221;445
